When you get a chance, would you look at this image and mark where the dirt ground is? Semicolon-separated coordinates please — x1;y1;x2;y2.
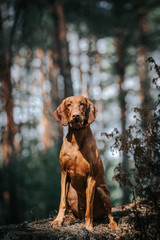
0;202;159;240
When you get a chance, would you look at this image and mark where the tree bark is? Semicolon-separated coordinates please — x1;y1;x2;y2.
0;3;19;224
37;48;61;153
136;3;152;126
115;27;130;204
53;0;73;98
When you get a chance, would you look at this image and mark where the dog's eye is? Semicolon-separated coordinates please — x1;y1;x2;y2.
67;103;71;107
80;102;84;106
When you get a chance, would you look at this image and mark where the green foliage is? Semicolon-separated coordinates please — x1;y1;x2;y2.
22;142;61;222
0;141;61;225
11;0;54;50
104;160;123;206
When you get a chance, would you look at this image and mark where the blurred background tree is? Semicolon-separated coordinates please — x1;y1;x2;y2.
0;0;159;225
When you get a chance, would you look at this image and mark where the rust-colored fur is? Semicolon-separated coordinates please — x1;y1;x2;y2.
51;96;118;231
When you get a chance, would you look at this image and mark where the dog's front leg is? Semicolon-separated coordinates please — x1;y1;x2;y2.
85;176;96;231
51;171;67;226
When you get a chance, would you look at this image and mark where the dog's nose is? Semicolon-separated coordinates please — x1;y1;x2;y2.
72;113;80;119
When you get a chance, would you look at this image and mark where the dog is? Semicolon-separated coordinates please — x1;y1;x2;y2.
51;96;118;231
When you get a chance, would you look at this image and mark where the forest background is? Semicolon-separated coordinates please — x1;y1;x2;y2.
0;0;160;225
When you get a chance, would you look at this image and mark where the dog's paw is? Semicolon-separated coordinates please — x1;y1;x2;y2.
85;222;93;231
51;217;63;227
110;221;120;230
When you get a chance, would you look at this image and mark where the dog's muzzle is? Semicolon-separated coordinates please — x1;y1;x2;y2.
69;120;85;129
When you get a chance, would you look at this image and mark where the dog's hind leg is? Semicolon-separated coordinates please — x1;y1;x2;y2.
97;184;119;230
66;183;77;221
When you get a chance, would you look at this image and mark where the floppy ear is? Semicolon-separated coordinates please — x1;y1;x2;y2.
54;100;69;126
86;99;98;124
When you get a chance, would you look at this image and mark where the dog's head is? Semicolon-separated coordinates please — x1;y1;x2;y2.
54;96;97;129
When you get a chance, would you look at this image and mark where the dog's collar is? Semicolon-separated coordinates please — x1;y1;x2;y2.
81;123;89;128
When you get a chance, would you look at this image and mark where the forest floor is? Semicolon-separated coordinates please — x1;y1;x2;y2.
0;201;159;240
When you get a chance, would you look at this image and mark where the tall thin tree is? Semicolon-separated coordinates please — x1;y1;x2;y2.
113;0;130;203
0;2;19;223
53;0;73;98
136;1;152;126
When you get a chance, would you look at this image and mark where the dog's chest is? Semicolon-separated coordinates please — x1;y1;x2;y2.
60;147;90;177
60;147;90;193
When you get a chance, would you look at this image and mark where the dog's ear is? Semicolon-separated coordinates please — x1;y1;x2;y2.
86;99;98;124
54;100;69;126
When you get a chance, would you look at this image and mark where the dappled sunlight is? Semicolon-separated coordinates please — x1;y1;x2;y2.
0;0;159;229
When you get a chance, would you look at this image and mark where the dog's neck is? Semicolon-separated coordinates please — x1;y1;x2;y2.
67;125;92;145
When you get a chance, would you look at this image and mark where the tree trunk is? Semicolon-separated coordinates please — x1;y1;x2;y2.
115;27;130;204
0;4;19;224
36;48;60;153
136;3;152;126
53;0;73;98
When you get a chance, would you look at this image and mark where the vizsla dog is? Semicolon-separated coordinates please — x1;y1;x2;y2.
51;96;118;231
